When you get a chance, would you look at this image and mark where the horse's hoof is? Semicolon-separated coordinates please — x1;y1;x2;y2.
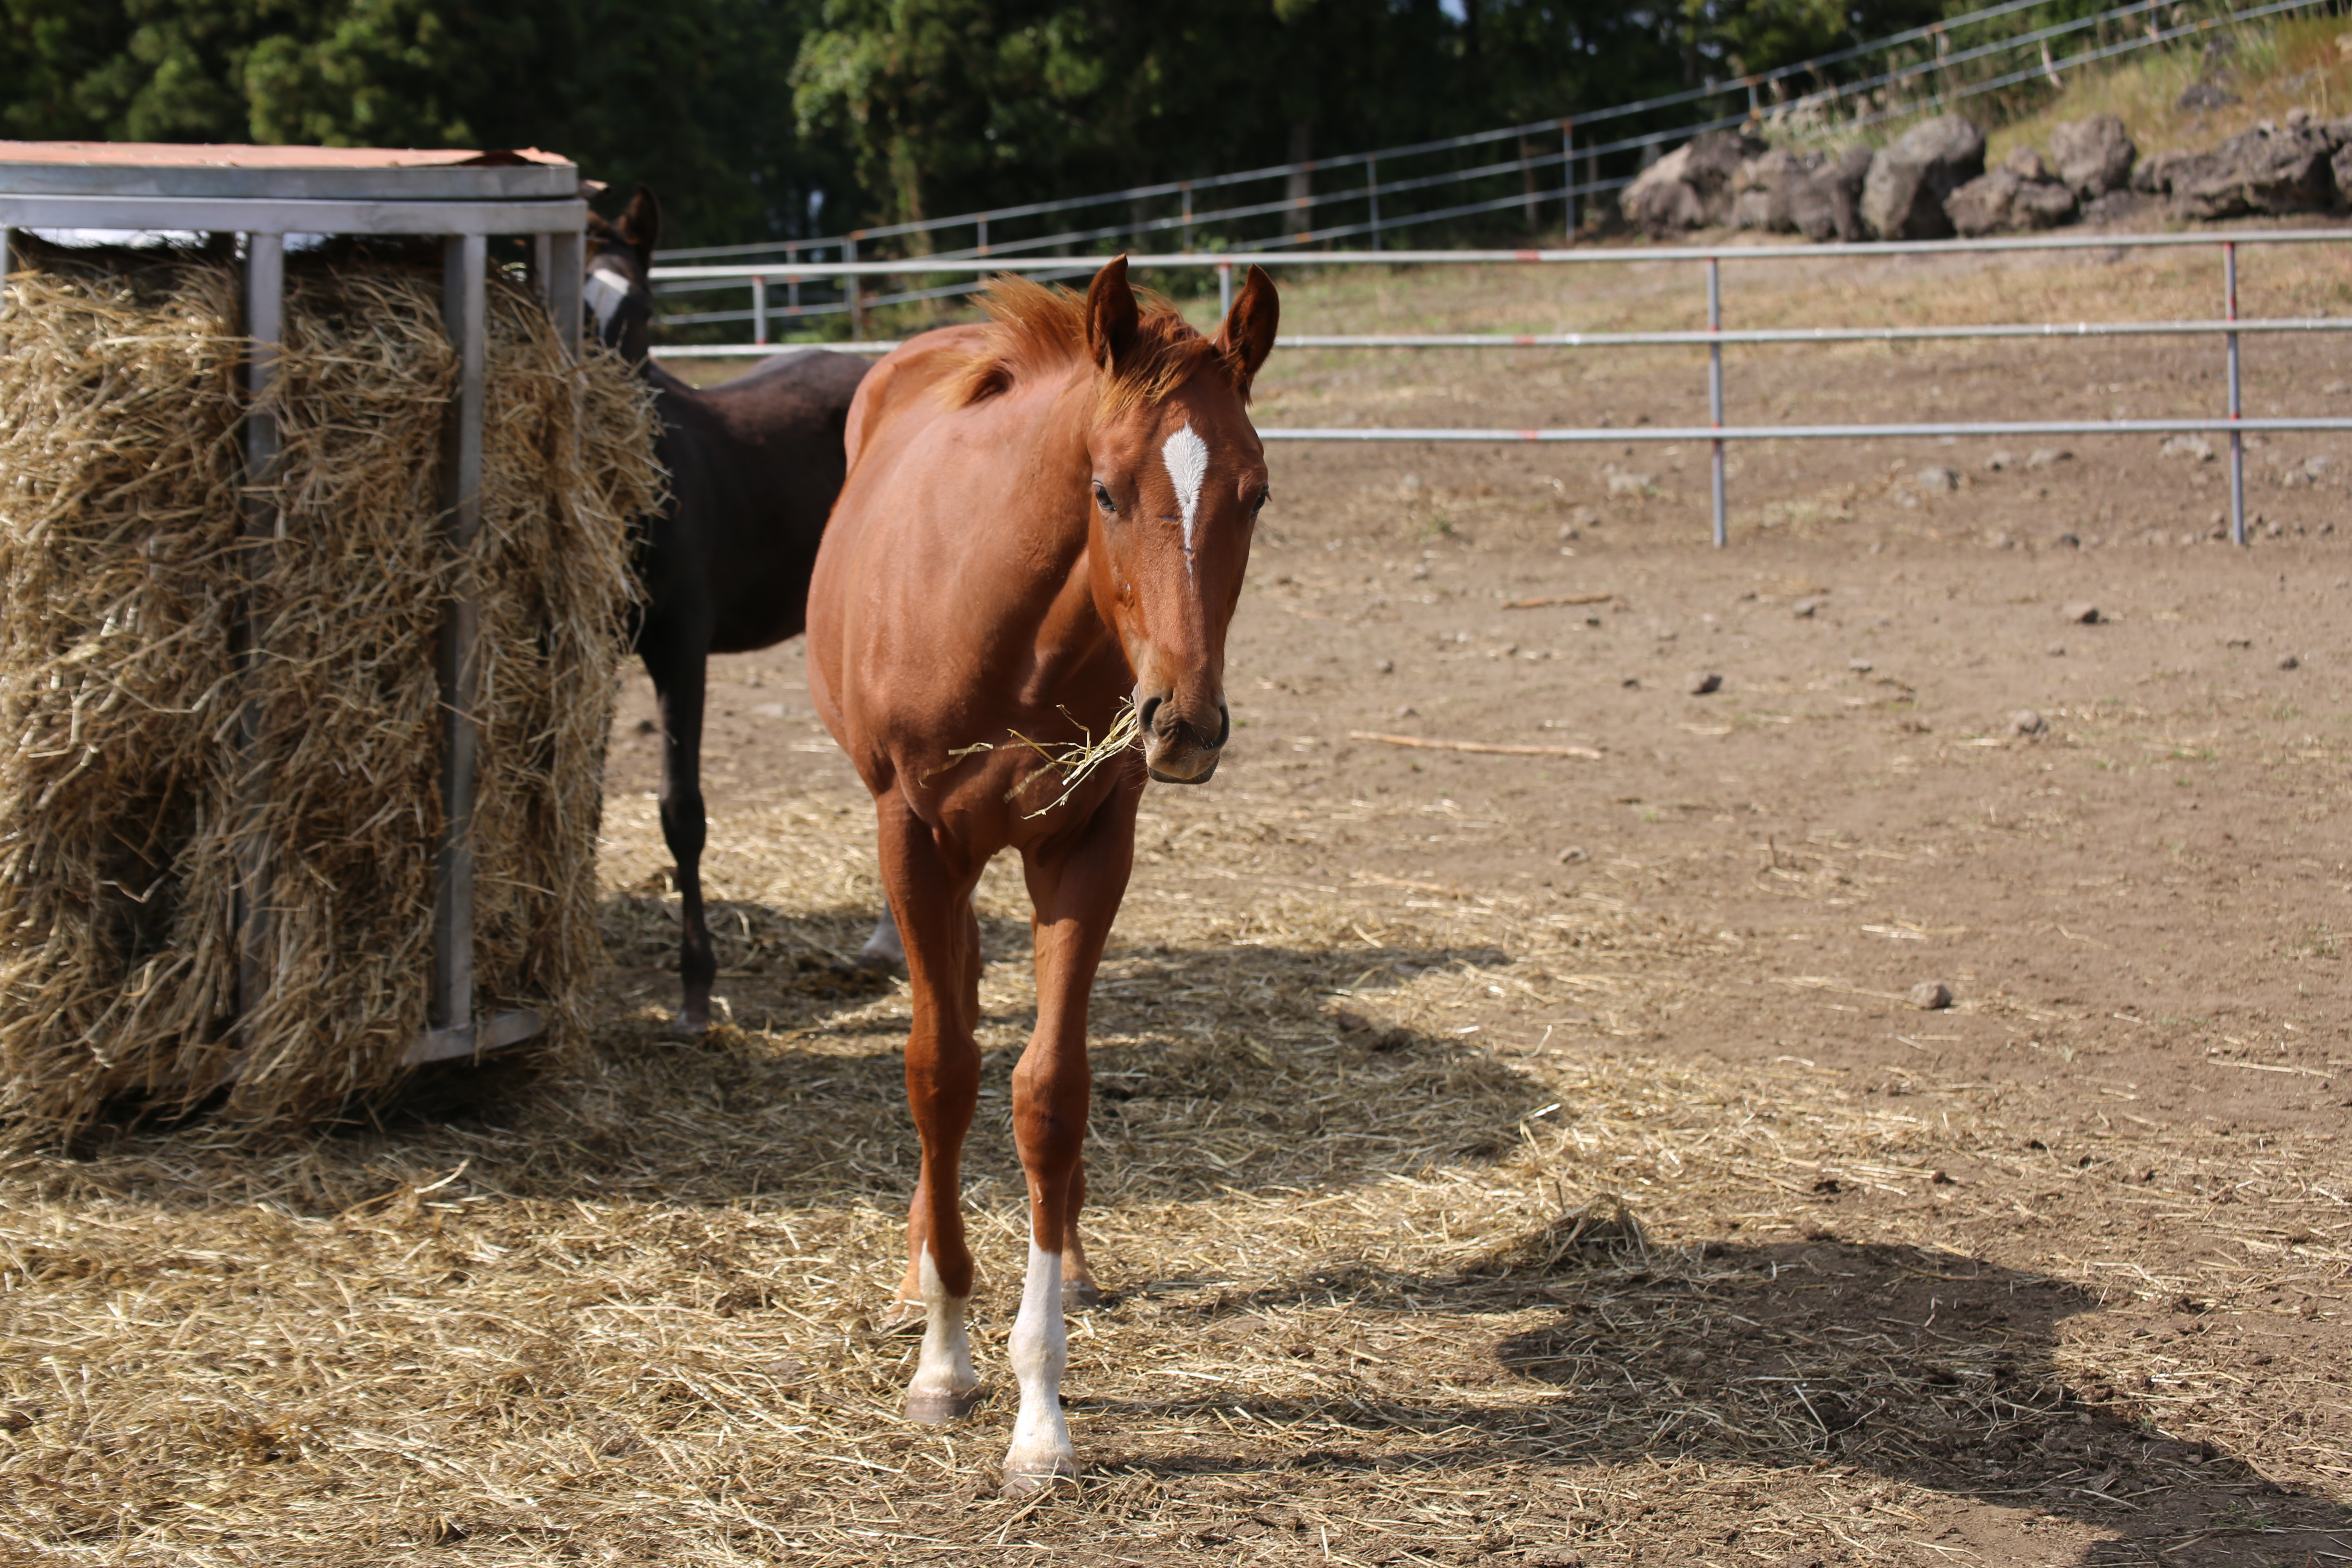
906;1386;984;1423
1060;1278;1102;1311
675;1009;710;1036
999;1457;1080;1497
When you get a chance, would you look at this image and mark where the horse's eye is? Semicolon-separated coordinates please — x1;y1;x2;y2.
1252;488;1271;514
1092;481;1116;514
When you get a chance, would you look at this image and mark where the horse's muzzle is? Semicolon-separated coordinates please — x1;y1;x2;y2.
1139;695;1228;785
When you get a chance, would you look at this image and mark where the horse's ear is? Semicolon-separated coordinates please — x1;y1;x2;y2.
619;184;662;261
1085;254;1139;371
1214;264;1279;397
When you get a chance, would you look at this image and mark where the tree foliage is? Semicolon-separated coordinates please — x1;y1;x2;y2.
2;0;2051;243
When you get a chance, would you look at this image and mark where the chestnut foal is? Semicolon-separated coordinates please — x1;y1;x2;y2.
806;258;1278;1489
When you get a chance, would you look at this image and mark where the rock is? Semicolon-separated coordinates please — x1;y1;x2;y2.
2279;653;2301;670
1606;469;1653;497
1791;597;1824;618
1395;704;1416;717
2009;708;2047;737
1621;143;1708;236
2131;147;2199;196
1909;980;1954;1010
1733;147;1826;233
2025;447;2071;470
2334;143;2352;206
2049;642;2067;656
2048;113;2138;197
1685;670;1722;695
2177;82;2240;111
1863;116;1987;239
1787;147;1874;241
2062;601;2100;624
1556;845;1588;863
1947;149;2077;235
1619;129;1765;236
1986;450;2015;470
2161;434;2216;461
1375;658;1395;673
2055;532;2080;548
1915;466;1960;492
2170;124;2338;220
2080;187;2155;225
1849;657;1874;672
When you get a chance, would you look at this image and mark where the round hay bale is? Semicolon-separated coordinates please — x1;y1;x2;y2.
0;242;662;1141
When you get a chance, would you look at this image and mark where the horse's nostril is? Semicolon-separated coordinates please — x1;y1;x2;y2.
1138;696;1164;737
1211;703;1230;750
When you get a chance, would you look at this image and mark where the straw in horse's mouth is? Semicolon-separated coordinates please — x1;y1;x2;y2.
940;700;1144;819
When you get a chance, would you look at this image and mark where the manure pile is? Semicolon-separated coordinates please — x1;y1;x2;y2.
0;245;663;1139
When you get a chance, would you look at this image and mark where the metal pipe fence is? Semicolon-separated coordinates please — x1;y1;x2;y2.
650;229;2352;549
643;0;2338;334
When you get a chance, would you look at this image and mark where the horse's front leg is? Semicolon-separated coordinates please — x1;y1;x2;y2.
1004;782;1140;1492
875;796;987;1422
641;625;715;1031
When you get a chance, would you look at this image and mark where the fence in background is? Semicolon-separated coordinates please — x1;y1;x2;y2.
644;0;2339;344
649;230;2352;549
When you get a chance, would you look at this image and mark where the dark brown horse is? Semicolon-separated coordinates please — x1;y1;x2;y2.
588;190;879;1029
806;257;1278;1489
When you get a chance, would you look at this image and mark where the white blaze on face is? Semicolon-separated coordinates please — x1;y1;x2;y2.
585;260;633;334
1161;422;1210;576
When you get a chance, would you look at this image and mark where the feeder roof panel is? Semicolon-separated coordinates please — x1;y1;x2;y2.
0;143;580;202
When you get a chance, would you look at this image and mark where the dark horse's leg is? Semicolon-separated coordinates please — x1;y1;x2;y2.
877;792;987;1422
1000;777;1140;1492
641;626;717;1031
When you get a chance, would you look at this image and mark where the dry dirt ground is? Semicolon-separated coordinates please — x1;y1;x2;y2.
4;233;2352;1566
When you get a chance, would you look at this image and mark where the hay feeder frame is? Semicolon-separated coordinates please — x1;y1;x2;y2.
0;143;590;1069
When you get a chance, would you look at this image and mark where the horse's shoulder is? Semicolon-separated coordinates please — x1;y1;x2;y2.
843;326;988;474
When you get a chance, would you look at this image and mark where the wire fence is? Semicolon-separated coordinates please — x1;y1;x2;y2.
644;0;2341;348
649;230;2352;550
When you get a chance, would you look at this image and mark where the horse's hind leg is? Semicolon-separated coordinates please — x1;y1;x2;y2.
876;796;985;1423
642;632;716;1031
1002;783;1140;1491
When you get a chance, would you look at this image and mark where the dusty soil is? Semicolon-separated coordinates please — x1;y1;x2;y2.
4;236;2350;1566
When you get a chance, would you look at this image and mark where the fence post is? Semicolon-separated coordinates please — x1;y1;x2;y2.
977;214;990;256
1181;184;1194;252
1519;135;1537;228
2225;239;2245;546
1367;160;1381;251
1559;120;1575;238
752;274;767;345
1708;255;1727;549
845;234;863;338
1219;261;1233;319
786;243;800;316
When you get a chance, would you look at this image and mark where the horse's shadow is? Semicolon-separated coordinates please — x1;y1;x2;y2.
1069;1233;2344;1566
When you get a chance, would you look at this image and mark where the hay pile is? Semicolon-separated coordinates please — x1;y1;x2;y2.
0;243;662;1140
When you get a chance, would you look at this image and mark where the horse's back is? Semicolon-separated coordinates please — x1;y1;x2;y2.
840;325;988;477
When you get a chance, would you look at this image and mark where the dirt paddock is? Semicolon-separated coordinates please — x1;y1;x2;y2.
4;238;2351;1565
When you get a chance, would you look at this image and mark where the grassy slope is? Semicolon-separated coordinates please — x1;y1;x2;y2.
1984;12;2352;165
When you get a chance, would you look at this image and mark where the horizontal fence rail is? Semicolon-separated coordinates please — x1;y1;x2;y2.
652;229;2352;550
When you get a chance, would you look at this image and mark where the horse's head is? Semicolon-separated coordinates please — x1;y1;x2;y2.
1080;257;1279;785
584;185;660;363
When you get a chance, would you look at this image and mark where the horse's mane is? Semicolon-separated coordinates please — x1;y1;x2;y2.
941;275;1239;420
